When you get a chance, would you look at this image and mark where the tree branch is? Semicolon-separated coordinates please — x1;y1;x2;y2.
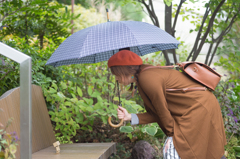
192;0;226;61
204;42;213;65
186;4;210;61
172;0;186;37
208;36;223;66
138;0;160;27
149;0;159;27
162;50;171;65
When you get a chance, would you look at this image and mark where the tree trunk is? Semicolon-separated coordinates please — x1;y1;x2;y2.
164;4;172;65
25;11;28;44
39;32;44;50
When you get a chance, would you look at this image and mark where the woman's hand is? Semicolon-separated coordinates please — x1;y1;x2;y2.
117;106;131;121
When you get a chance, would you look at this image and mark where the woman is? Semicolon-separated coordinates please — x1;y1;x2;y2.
108;50;226;159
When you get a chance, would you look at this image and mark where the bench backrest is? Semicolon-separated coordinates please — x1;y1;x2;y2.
0;85;56;159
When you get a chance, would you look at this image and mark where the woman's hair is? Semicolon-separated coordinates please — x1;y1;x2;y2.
110;65;141;91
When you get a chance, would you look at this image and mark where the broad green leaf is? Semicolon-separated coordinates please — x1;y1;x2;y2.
236;152;240;157
119;126;133;133
87;125;93;131
77;113;84;122
52;82;58;90
83;97;93;106
101;116;107;124
61;82;67;89
125;105;137;114
141;127;147;133
49;87;56;93
91;91;101;98
80;120;88;125
97;110;107;116
86;107;93;112
127;133;133;139
77;87;82;97
233;146;240;152
154;129;165;138
81;126;88;130
57;92;65;99
146;126;157;136
64;101;72;106
87;87;92;96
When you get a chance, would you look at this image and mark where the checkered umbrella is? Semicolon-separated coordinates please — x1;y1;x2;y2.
46;21;180;67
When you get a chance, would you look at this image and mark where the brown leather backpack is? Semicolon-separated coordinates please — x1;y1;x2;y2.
141;61;222;91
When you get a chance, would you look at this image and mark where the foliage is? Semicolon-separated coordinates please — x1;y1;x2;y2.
0;36;66;96
0;109;18;159
59;4;105;33
213;79;240;135
109;143;131;159
0;0;46;23
1;1;240;158
233;145;240;158
214;42;240;79
214;35;240;136
224;135;240;159
44;78;119;143
1;1;79;49
121;0;240;65
56;0;91;8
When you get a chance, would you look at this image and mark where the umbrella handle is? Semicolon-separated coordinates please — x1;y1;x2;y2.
108;116;124;128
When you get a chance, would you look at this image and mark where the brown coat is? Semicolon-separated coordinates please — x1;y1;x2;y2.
136;64;226;159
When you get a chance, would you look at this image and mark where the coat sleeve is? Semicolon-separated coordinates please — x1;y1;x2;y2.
137;71;174;136
136;103;158;124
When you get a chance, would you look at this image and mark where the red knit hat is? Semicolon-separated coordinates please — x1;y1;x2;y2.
108;50;143;67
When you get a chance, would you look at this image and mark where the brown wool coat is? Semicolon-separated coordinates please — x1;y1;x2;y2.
136;64;226;159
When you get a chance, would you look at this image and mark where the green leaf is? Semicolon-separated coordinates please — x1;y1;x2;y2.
77;113;84;122
141;127;147;133
125;105;138;114
87;87;92;96
91;91;101;98
86;107;93;112
119;126;133;133
64;101;72;106
127;133;133;139
101;116;107;124
49;87;56;93
236;152;240;157
57;92;65;99
81;126;88;130
87;125;92;131
154;129;165;138
146;126;157;136
77;87;82;97
61;82;67;89
233;146;240;152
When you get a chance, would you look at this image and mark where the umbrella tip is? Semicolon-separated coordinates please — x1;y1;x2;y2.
106;8;110;22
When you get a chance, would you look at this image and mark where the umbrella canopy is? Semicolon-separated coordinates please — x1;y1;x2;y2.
46;21;180;67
